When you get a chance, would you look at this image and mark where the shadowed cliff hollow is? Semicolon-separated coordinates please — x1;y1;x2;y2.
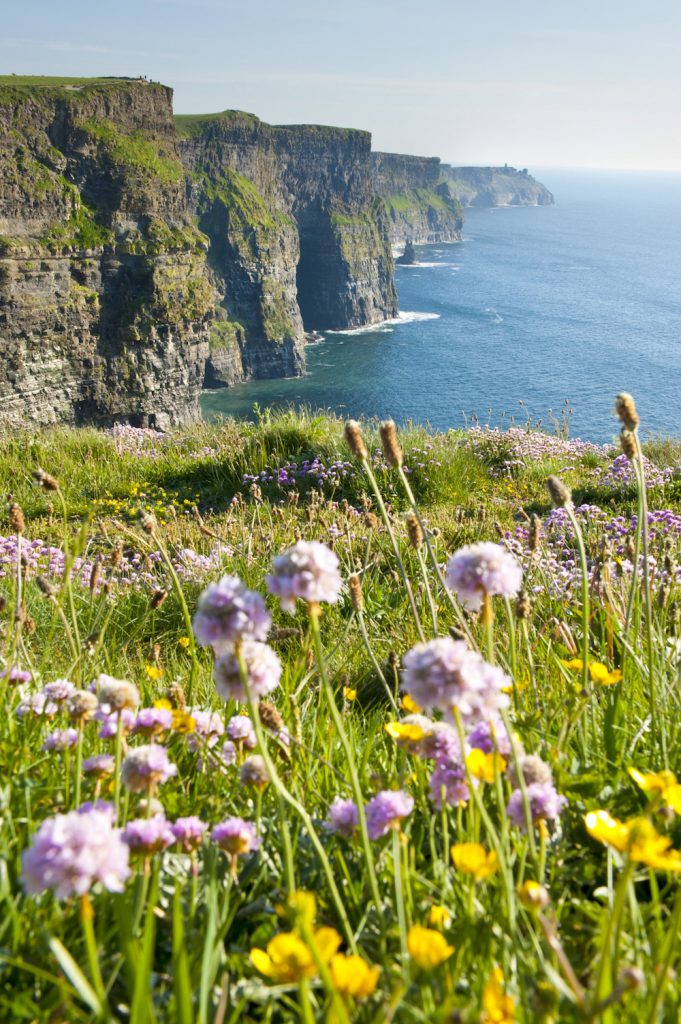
176;111;397;387
371;152;464;244
0;77;214;428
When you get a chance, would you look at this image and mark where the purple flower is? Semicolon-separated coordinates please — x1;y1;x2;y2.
16;692;57;718
214;641;282;703
418;721;462;764
121;745;177;793
402;638;509;723
43;728;79;752
2;666;31;684
211;817;260;856
171;816;208;853
325;797;359;838
122;816;175;855
227;715;257;749
42;680;76;704
365;790;414;840
193;575;271;652
186;709;225;752
221;740;237;765
133;707;173;738
429;761;470;809
83;754;116;777
467;718;512;756
97;707;136;739
21;808;130;899
266;541;342;613
506;783;568;831
445;542;523;611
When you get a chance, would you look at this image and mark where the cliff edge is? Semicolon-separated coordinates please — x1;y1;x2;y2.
441;165;554;207
371;152;463;244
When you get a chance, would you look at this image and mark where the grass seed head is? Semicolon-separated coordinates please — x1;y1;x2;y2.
33;468;60;491
615;392;639;431
546;475;572;508
8;503;25;533
344;419;368;461
379;420;403;468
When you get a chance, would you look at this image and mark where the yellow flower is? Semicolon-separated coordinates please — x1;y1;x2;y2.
385;721;425;745
407;925;454;969
588;662;622;685
585;811;681;872
343;687;357;702
466;749;506;783
145;664;163;681
172;710;196;733
629;767;676;795
251;927;341;984
330;953;380;999
154;698;172;710
481;966;516;1022
178;636;190;648
428;905;451;929
517;880;550;911
584;810;630;853
400;694;422;714
451;842;499;880
561;658;583;670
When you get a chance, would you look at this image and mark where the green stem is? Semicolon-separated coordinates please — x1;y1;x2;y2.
392;827;409;978
79;894;108;1012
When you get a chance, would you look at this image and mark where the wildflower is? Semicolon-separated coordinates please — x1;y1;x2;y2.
97;674;140;713
482;967;516;1023
220;739;237;765
585;811;681;871
467;718;512;756
83;754;115;778
227;714;257;748
67;689;98;723
43;728;79;752
407;925;454;969
133;707;173;738
21;807;130;899
145;664;163;681
365;789;414;839
445;542;522;611
42;680;76;704
385;720;427;746
429;761;470;809
240;755;270;790
213;641;282;703
122;816;175;855
325;797;360;838
400;693;422;714
97;707;136;739
562;658;583;670
3;666;32;685
121;745;177;793
212;817;260;856
267;540;342;613
192;575;271;652
508;755;553;789
171;816;208;853
588;662;623;685
451;843;499;880
506;783;567;831
343;686;357;702
428;905;451;928
628;767;681;811
419;721;462;763
178;636;190;648
251;928;341;983
467;749;506;783
16;693;57;719
330;953;380;999
402;638;509;723
185;709;224;752
517;880;550;911
584;810;630;852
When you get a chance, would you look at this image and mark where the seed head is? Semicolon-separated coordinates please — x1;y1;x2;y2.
364;511;379;530
8;503;25;533
151;589;168;610
36;576;55;598
379;420;403;468
619;428;636;461
406;512;423;549
515;591;531;619
33;468;60;491
528;514;541;552
344;419;368;461
139;511;156;534
348;574;364;612
111;544;123;570
615;392;639;431
258;700;284;734
546;475;572;509
165;681;187;709
89;558;101;594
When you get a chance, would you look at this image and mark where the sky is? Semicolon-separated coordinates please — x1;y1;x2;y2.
3;0;681;171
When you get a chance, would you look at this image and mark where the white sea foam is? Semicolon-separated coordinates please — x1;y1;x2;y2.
397;261;459;269
325;310;440;336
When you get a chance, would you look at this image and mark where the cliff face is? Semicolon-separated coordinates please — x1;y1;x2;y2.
178;112;397;385
0;77;214;428
441;165;554;207
371;152;463;244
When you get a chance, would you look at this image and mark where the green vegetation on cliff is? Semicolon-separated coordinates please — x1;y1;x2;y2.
79;117;184;184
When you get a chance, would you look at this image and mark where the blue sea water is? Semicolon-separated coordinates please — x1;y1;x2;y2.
200;170;681;444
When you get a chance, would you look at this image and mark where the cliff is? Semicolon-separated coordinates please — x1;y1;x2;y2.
177;112;397;386
441;165;554;207
371;152;463;244
0;76;214;428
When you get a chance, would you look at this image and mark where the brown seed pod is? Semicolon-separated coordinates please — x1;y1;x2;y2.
348;574;364;612
33;468;60;491
344;419;368;461
379;420;403;468
406;512;423;549
614;392;639;431
620;428;637;461
8;503;25;533
546;475;572;509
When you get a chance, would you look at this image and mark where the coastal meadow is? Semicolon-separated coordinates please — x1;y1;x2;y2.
2;398;681;1022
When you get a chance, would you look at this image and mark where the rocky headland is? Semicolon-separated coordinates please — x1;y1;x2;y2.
442;165;554;207
371;152;464;244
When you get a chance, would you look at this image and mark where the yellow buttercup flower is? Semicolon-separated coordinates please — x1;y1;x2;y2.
146;664;163;681
561;658;583;670
251;927;341;983
178;636;190;648
154;698;172;710
585;811;681;872
481;966;516;1022
428;904;451;929
330;953;380;999
400;694;422;714
343;687;357;702
451;842;499;880
385;721;425;745
588;662;622;685
466;749;506;783
517;880;550;911
629;767;677;794
584;810;630;853
407;925;454;969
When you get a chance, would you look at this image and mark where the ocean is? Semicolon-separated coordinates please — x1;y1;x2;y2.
200;170;681;444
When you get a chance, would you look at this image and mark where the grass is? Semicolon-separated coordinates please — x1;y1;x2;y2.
2;404;681;1021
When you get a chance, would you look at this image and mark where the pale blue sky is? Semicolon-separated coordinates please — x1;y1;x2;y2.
3;0;681;169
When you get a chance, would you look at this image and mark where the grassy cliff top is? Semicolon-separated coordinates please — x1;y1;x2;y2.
0;75;169;103
174;110;262;137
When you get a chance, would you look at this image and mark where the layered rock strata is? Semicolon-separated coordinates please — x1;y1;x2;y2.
371;152;464;244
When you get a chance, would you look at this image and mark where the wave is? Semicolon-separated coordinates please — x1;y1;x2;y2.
325;310;440;336
485;307;504;324
397;261;459;269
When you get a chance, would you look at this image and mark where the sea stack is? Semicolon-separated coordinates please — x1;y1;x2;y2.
396;240;417;265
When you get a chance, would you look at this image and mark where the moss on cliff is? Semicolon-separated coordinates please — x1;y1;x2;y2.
40;198;114;253
382;187;461;218
260;277;296;341
209;319;244;350
79;117;184;184
119;218;208;257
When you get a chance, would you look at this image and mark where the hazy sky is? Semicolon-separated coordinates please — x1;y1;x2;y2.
4;0;681;170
